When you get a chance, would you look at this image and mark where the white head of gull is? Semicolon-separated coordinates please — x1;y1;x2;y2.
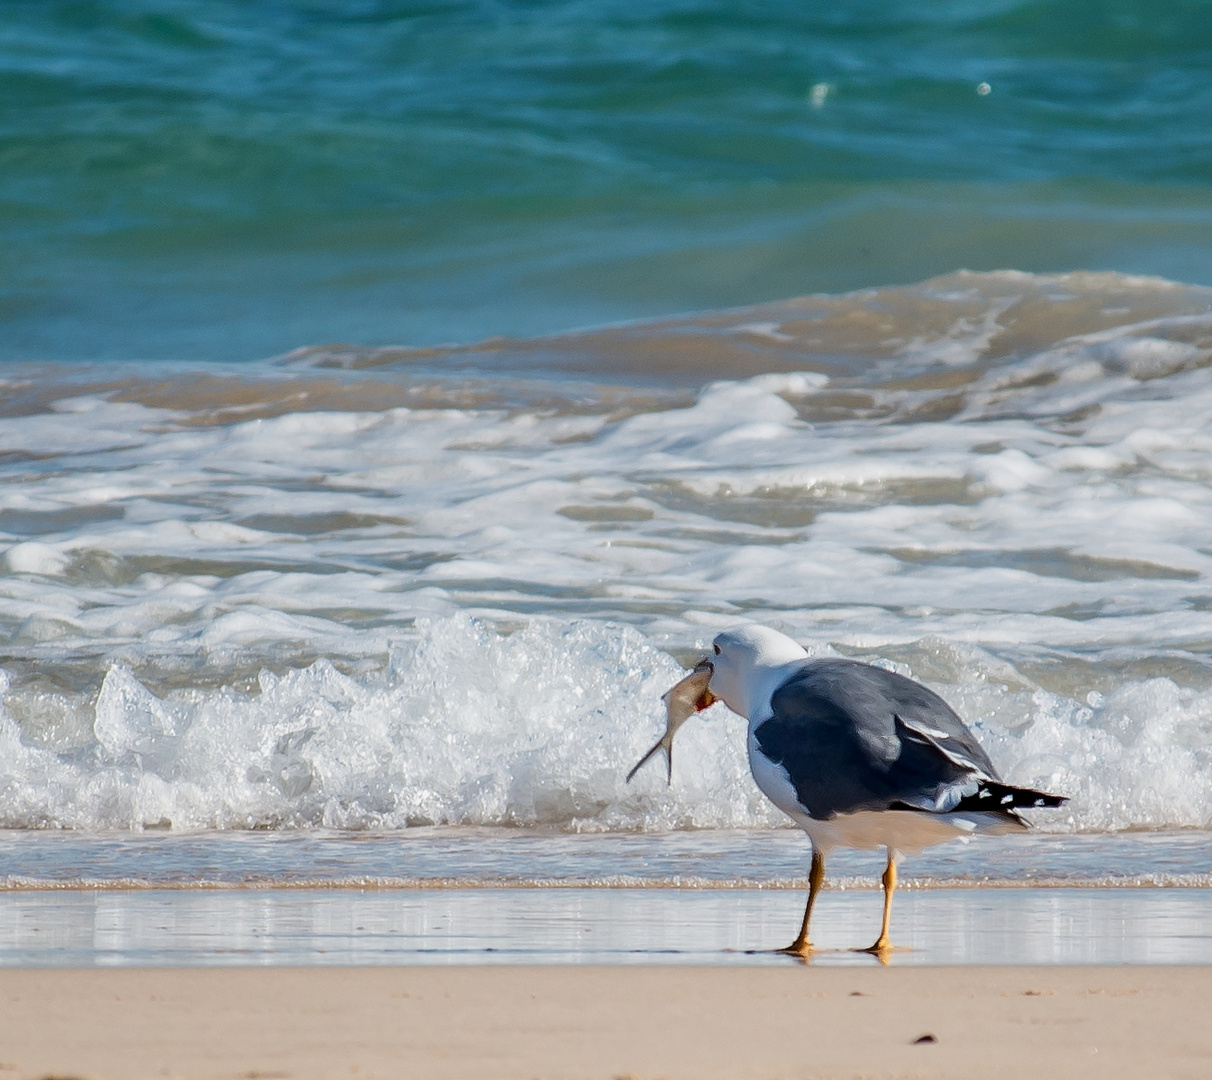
628;624;1066;959
706;624;808;720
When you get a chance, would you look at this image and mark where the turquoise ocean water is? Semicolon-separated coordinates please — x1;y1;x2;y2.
4;0;1212;360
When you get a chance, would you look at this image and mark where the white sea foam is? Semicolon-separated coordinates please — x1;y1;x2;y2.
3;271;1212;832
0;613;1211;832
0;616;762;830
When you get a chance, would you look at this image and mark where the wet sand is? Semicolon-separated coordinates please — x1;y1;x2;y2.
2;964;1209;1080
5;886;1212;966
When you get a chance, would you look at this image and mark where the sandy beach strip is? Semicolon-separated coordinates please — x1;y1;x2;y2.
2;965;1209;1080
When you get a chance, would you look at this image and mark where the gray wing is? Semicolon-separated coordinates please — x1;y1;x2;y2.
753;659;1043;820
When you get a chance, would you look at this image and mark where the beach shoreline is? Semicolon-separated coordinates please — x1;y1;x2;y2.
5;883;1212;967
2;964;1207;1080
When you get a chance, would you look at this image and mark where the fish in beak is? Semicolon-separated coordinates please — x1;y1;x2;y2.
625;659;717;784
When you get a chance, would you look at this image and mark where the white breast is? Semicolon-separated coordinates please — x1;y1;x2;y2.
746;727;813;825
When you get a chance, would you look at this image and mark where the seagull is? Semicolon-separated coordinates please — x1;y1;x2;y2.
630;625;1066;957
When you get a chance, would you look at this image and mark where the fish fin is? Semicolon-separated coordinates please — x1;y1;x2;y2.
625;736;667;784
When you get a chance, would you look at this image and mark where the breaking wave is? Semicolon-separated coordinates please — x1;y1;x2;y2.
2;613;1212;832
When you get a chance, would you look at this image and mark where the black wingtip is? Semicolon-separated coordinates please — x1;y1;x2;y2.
961;782;1067;813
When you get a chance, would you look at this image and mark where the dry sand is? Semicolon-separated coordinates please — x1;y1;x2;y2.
2;966;1210;1080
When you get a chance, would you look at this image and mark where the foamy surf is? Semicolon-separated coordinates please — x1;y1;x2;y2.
3;271;1212;834
0;612;1211;833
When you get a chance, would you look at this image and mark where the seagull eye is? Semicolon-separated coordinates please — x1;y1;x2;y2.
713;643;721;655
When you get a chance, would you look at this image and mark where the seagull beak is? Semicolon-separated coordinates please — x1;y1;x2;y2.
691;658;717;711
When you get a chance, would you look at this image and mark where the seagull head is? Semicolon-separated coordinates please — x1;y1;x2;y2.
707;625;809;720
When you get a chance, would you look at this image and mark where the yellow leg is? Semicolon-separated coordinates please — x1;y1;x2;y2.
863;848;897;957
783;849;824;955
